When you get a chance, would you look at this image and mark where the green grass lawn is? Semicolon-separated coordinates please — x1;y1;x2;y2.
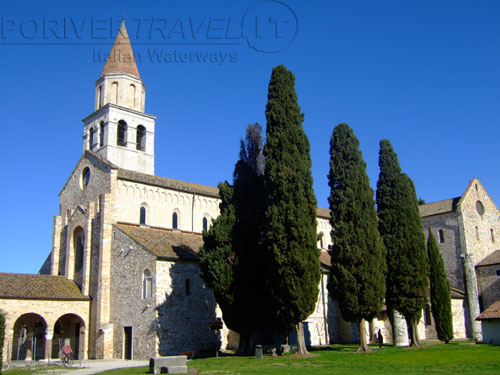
94;342;500;375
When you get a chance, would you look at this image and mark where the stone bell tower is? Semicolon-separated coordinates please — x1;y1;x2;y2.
82;20;156;175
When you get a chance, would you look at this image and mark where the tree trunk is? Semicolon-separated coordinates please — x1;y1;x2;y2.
236;329;261;356
407;318;420;347
358;319;370;352
296;322;309;356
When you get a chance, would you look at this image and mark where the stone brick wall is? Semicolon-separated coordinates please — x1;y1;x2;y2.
114;179;220;233
110;226;157;359
304;274;330;346
155;260;218;355
459;180;500;267
451;298;467;339
422;212;465;291
476;264;500;310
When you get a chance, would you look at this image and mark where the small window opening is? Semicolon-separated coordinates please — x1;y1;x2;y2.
491;229;495;243
112;82;118;104
496;270;500;277
438;229;445;244
173;212;178;229
117;120;127;146
136;125;146;151
185;279;191;296
476;200;485;216
89;128;95;150
97;85;102;109
476;226;480;241
202;217;208;232
424;305;432;326
82;167;90;189
140;206;147;225
99;121;105;147
73;227;85;274
143;269;153;299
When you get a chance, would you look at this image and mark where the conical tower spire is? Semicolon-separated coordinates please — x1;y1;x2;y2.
101;21;140;78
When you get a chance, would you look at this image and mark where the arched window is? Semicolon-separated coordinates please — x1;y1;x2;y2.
111;82;118;104
99;121;105;147
143;269;153;299
129;84;136;107
88;128;95;150
202;217;208;232
97;85;102;109
185;279;191;296
438;229;444;244
117;120;127;146
73;227;85;274
81;167;90;189
172;212;178;229
140;206;147;225
136;125;146;151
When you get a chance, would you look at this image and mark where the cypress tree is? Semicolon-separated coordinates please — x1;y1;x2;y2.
262;65;320;355
427;228;454;343
232;123;270;354
199;124;269;354
376;139;429;346
327;123;386;352
199;182;239;330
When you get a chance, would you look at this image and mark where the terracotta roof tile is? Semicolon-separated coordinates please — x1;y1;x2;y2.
476;300;500;320
419;197;461;217
476;250;500;267
101;21;140;78
116;223;203;261
316;207;330;219
0;273;89;300
451;287;466;299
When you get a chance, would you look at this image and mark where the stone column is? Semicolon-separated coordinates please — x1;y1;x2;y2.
3;329;14;364
393;310;409;346
80;328;88;360
25;332;33;361
44;330;53;362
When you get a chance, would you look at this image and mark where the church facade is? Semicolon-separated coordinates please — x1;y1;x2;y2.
1;22;499;363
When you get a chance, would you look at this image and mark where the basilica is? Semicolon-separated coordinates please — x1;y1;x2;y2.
1;21;499;362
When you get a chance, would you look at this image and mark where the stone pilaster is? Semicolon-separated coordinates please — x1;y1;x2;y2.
457;208;483;341
95;176;116;358
51;216;62;275
82;213;93;296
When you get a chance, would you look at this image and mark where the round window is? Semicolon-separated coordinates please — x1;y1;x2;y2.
81;167;90;189
476;200;485;216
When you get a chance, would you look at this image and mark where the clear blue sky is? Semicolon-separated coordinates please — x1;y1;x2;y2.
1;0;499;274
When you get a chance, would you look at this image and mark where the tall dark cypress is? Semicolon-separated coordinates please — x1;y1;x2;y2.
376;139;429;346
427;229;454;343
263;65;320;354
199;124;269;354
232;123;269;354
199;182;238;329
328;123;386;352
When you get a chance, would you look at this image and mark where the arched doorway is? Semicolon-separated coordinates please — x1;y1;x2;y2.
52;314;86;360
11;313;47;361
